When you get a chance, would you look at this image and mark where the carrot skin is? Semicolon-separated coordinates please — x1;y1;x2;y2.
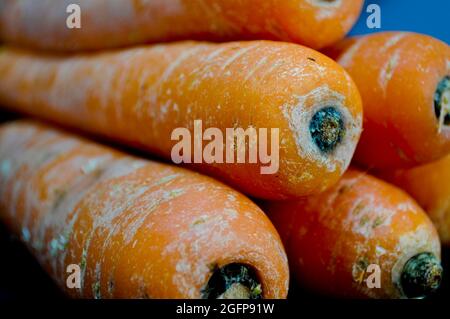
0;120;289;299
263;169;442;298
325;32;450;169
0;0;364;51
0;41;363;199
381;154;450;246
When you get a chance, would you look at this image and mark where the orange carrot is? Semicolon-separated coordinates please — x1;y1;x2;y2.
0;0;364;52
0;120;289;299
382;154;450;246
0;41;363;200
325;32;450;169
263;169;442;299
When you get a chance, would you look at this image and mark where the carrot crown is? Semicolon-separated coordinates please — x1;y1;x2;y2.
400;252;443;299
435;76;450;128
309;107;345;153
201;264;262;299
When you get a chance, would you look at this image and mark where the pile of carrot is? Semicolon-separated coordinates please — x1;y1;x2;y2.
0;1;449;300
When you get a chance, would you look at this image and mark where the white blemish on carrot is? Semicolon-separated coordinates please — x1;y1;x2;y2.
204;47;228;62
306;0;342;20
160;46;205;83
244;56;268;81
261;60;284;77
221;44;259;70
338;38;365;68
155;174;180;186
376;246;387;256
346;196;396;238
24;149;147;283
81;156;109;174
397;226;440;255
382;33;407;52
379;50;401;94
397;201;419;213
282;85;361;173
306;0;342;8
224;208;238;219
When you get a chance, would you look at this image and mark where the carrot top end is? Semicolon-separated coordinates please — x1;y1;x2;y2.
400;252;443;299
201;263;262;299
435;75;450;128
309;106;345;154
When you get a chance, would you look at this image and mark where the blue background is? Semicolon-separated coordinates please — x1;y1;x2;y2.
349;0;449;44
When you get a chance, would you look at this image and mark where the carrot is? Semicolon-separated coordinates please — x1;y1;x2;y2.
263;169;442;299
0;0;364;52
0;119;289;299
381;154;450;247
324;32;450;169
0;41;363;200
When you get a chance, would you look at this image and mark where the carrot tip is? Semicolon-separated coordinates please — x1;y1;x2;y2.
201;263;262;299
435;75;450;128
309;107;345;153
400;252;443;299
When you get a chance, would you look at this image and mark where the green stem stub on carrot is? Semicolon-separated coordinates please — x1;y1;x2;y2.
309;107;345;153
434;76;450;126
202;264;262;299
400;252;443;299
